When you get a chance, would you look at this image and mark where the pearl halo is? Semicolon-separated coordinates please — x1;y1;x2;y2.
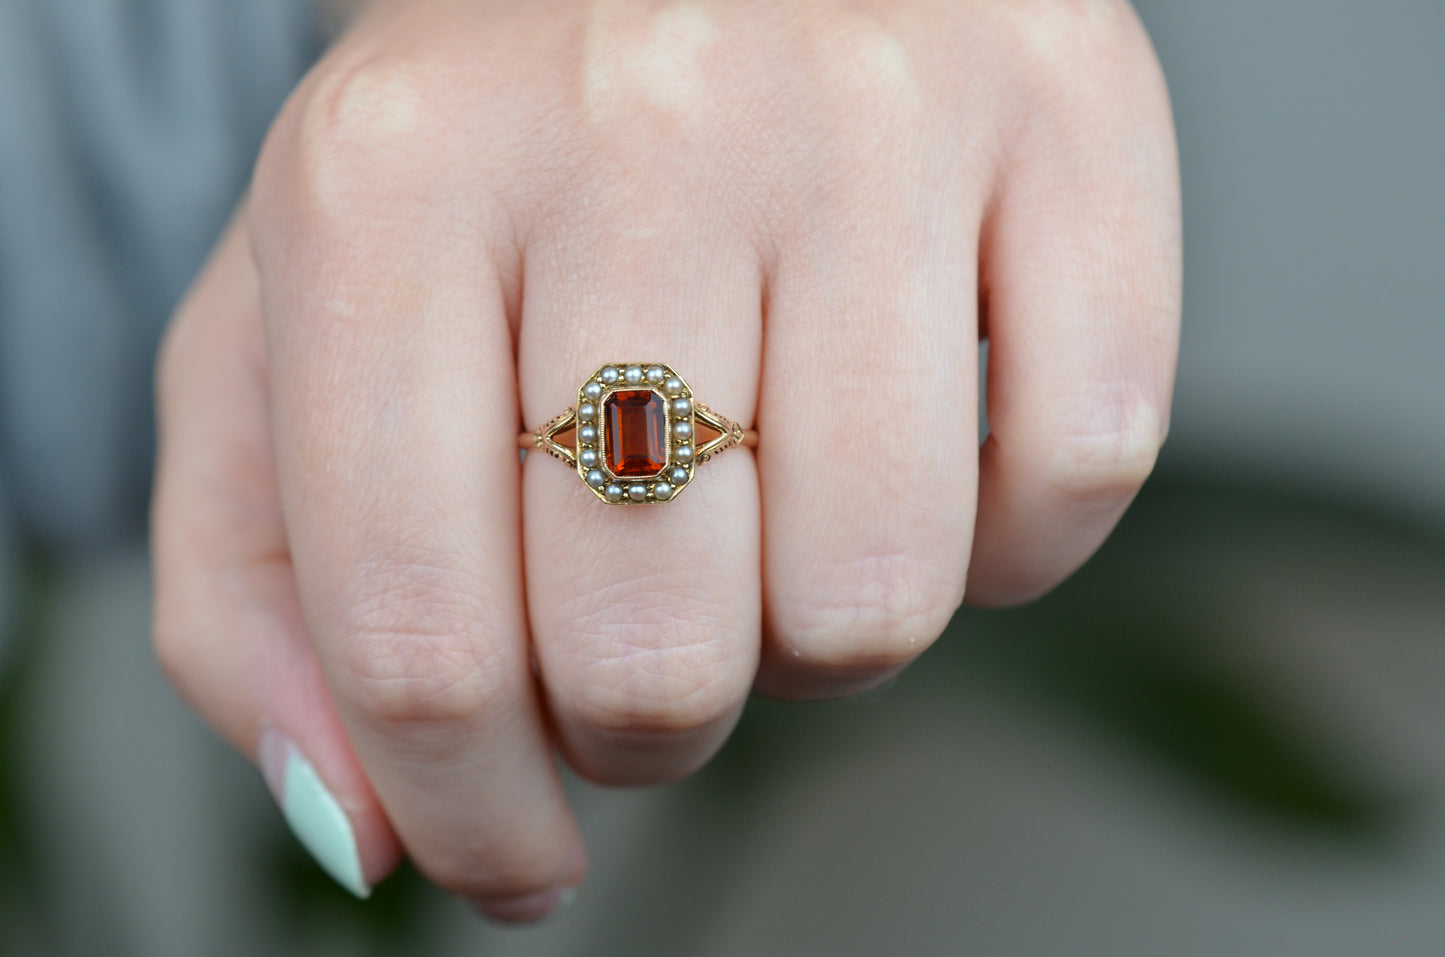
573;362;698;504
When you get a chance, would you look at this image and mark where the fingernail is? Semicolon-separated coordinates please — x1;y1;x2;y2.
259;729;371;899
470;886;576;924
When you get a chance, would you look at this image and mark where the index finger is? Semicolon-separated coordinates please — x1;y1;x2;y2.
249;57;583;910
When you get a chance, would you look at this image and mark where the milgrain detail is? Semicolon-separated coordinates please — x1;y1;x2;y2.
691;404;748;466
532;407;579;467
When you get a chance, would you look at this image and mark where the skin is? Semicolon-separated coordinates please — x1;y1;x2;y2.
152;0;1180;923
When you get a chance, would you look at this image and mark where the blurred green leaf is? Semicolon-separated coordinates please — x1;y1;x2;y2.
0;552;58;950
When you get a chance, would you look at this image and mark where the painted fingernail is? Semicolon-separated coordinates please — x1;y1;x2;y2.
259;729;370;899
470;887;576;923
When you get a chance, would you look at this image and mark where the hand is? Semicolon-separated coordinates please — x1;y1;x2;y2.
153;0;1180;921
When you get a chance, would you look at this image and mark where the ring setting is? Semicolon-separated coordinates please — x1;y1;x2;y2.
520;363;756;505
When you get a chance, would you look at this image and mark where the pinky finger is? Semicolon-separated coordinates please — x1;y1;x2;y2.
151;214;401;897
967;16;1182;606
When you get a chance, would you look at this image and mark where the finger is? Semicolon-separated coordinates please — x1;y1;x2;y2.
249;62;583;905
966;13;1182;606
753;101;980;699
519;191;762;787
152;214;401;898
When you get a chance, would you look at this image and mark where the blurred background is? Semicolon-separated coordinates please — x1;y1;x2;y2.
1;1;1442;954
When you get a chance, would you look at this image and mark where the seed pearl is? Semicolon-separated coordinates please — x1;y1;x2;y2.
653;482;673;501
600;366;619;384
579;425;597;443
629;484;648;502
670;466;689;485
673;421;692;439
604;484;624;503
579;448;598;468
674;445;694;464
625;365;643;384
663;377;684;396
646;366;665;383
672;397;691;415
583;381;603;401
586;469;606;489
578;403;596;421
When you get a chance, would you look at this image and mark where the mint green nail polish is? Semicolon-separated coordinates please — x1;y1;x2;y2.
260;730;370;899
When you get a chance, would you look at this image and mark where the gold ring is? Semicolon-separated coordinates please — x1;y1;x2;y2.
518;362;757;505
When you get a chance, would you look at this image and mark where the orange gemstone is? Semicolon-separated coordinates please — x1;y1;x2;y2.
605;389;667;477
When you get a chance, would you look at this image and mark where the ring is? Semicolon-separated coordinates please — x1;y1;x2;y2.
518;362;757;505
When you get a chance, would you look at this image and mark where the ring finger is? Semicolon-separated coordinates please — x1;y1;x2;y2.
520;189;763;786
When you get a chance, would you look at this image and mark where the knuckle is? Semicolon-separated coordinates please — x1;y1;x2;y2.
808;14;922;119
256;52;458;231
416;841;565;900
571;643;742;739
1000;0;1157;105
582;4;736;128
789;20;928;199
329;560;511;728
1005;0;1141;59
412;855;485;898
332;624;505;729
1042;402;1168;503
772;552;962;671
555;586;750;738
305;54;449;171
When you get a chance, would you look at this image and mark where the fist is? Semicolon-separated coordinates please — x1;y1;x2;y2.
153;0;1179;921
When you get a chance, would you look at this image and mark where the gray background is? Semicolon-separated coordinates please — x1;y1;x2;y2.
0;1;1442;955
1144;0;1445;525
